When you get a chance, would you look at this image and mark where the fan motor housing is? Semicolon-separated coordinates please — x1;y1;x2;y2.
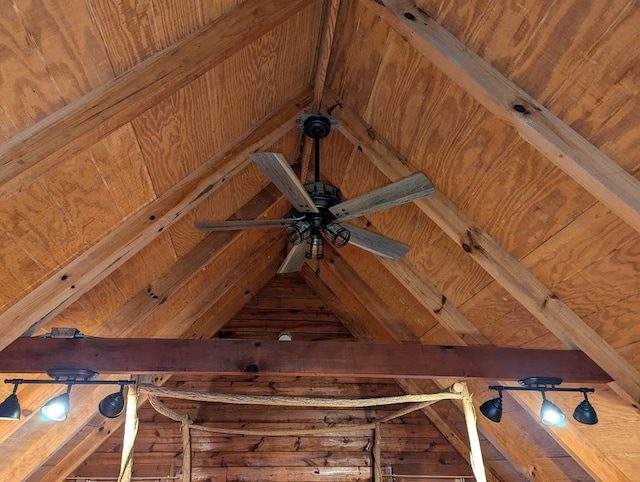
304;182;342;210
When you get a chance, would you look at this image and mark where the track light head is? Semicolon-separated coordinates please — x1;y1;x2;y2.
479;394;503;423
540;396;565;426
573;394;598;425
41;387;71;422
99;386;126;418
0;385;20;420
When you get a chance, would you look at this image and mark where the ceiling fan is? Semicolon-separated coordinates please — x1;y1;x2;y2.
195;115;435;273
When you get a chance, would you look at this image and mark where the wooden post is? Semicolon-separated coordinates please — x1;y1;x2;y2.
373;423;382;482
455;382;487;482
117;384;139;482
182;422;192;482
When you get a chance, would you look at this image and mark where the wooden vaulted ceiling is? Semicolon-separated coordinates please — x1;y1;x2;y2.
0;0;639;480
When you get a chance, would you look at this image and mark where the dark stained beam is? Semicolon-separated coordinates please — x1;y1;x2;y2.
0;0;314;202
1;337;611;383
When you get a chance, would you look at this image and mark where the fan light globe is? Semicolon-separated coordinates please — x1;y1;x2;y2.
41;393;70;422
285;221;311;245
306;234;324;260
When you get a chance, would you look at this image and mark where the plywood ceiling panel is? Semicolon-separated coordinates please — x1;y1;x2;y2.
0;0;112;140
1;0;639;479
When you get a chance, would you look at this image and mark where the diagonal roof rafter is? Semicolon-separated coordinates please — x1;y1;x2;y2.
367;0;640;234
327;91;640;405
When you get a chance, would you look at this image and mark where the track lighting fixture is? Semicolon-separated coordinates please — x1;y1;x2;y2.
480;377;597;426
3;369;134;422
98;385;127;419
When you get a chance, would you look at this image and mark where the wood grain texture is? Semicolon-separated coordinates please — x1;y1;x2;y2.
0;337;611;383
0;88;311;353
330;172;434;221
0;0;314;202
251;153;320;212
368;0;640;235
345;224;411;260
329;92;640;403
0;0;112;141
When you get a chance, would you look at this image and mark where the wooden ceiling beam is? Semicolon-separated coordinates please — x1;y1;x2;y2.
0;0;314;202
0;185;287;448
38;248;284;482
0;87;311;354
6;234;285;482
366;0;640;235
311;252;568;481
0;337;610;382
327;90;640;404
300;0;341;181
372;252;627;481
327;99;635;480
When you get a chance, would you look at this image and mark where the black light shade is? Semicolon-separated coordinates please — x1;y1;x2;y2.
41;392;70;422
540;398;565;426
99;388;126;418
0;393;20;420
480;396;502;423
573;395;598;425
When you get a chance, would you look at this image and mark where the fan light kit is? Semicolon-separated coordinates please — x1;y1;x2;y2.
0;369;134;422
480;377;598;426
195;114;435;272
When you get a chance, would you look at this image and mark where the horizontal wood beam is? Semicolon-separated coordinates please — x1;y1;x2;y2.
0;0;314;202
0;337;611;383
369;0;640;235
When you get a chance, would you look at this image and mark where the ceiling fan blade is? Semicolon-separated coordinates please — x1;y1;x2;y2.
329;173;434;221
250;153;319;213
345;225;411;260
195;218;298;232
277;242;307;273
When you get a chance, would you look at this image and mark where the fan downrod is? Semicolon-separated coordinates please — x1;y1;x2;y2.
303;115;331;139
